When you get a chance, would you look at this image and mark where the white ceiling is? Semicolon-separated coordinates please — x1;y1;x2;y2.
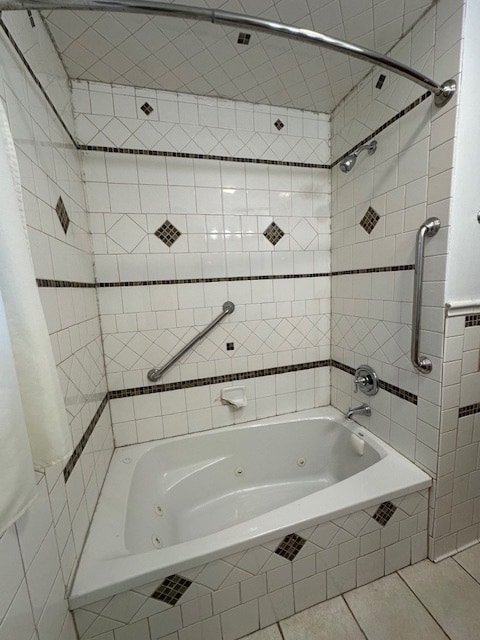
42;0;435;114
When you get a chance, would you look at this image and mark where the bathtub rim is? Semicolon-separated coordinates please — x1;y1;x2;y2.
69;406;431;609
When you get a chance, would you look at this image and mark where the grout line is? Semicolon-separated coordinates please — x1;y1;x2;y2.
396;568;454;640
452;552;480;585
341;595;369;640
276;621;286;640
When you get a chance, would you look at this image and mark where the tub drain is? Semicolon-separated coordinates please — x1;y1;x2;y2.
152;535;163;548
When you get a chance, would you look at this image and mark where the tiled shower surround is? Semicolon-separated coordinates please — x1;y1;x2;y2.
0;0;478;639
72;490;428;640
0;11;113;640
77;83;332;445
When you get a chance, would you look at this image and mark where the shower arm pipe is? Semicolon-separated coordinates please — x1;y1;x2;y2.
147;301;235;382
0;0;456;107
411;217;440;374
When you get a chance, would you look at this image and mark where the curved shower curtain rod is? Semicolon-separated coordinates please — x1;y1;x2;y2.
0;0;456;107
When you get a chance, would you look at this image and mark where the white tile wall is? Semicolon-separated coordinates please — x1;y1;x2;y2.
71;489;428;640
331;0;465;560
0;12;113;640
73;81;331;164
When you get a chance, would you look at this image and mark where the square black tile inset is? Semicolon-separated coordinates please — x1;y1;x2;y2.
237;32;251;45
372;501;397;526
360;206;380;235
263;221;285;246
275;533;307;561
154;220;182;247
141;102;154;116
150;574;192;605
465;313;480;327
274;119;284;131
226;342;234;351
55;196;70;234
376;74;386;89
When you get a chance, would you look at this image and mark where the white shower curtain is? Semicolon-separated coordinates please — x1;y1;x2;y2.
0;99;72;478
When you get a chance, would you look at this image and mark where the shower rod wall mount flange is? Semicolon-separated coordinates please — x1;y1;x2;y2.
0;0;457;108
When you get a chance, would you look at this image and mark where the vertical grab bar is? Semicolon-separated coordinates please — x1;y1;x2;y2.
147;301;235;382
411;217;441;373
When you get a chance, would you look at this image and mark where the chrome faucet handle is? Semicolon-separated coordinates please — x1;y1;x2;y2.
353;365;378;396
354;375;369;393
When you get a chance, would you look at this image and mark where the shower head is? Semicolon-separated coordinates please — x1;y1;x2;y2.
339;140;377;173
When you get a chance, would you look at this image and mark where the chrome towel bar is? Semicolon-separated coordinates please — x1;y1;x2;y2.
147;301;235;382
411;217;440;374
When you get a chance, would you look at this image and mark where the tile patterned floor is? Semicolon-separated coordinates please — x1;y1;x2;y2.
244;543;480;640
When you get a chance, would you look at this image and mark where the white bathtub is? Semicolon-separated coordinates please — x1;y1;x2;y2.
69;407;431;609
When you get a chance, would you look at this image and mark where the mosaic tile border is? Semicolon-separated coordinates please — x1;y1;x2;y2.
458;403;480;418
465;314;480;327
331;360;417;405
36;266;414;289
77;144;330;169
36;278;96;288
63;393;109;482
331;91;431;168
109;360;331;399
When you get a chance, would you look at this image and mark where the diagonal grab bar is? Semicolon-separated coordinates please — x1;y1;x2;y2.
147;301;235;382
411;217;440;374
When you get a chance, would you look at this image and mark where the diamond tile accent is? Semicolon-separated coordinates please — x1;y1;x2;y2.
274;119;285;131
376;74;386;89
360;206;380;234
154;220;182;247
150;575;192;605
141;102;154;116
372;501;397;526
226;342;234;351
465;314;480;327
237;32;251;45
263;221;285;246
275;533;307;561
55;196;70;234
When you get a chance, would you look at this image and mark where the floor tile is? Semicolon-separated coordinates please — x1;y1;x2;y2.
453;543;480;582
279;596;364;640
400;558;480;639
243;626;282;640
345;573;448;640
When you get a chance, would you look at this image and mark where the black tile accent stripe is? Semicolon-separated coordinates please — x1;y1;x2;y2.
36;279;96;288
63;393;109;482
372;501;397;526
465;314;480;327
331;360;417;405
36;266;413;289
459;403;480;418
77;144;330;169
109;360;331;399
275;533;307;561
331;265;414;276
331;91;431;168
151;575;192;605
